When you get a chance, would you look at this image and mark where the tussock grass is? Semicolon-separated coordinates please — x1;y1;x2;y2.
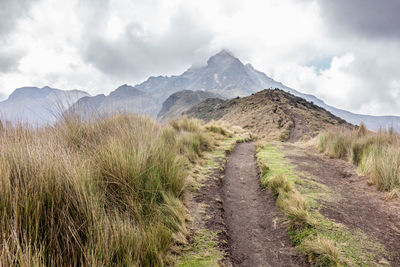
204;120;233;137
256;142;377;266
318;124;400;196
0;114;220;266
301;237;342;266
258;142;389;266
262;172;315;229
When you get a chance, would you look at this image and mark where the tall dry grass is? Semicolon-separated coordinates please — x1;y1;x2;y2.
318;123;400;195
0;114;215;266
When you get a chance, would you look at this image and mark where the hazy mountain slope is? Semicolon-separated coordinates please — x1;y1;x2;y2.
141;51;400;131
0;86;89;125
67;49;400;130
135;50;286;100
157;90;222;121
70;84;158;118
275;85;400;132
185;89;352;141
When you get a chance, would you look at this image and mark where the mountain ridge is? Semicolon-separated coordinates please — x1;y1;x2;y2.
0;86;90;125
185;88;352;141
2;50;400;130
157;90;222;121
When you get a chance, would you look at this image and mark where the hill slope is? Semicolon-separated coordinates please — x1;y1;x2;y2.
0;86;89;125
185;89;351;141
6;50;399;130
81;50;400;131
157;90;222;121
69;84;158;118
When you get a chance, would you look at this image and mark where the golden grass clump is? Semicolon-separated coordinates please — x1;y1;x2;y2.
0;114;220;266
301;237;342;266
357;122;367;137
318;124;400;196
263;173;314;228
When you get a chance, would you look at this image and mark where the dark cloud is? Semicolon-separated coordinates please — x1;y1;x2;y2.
0;0;39;37
0;49;24;73
319;0;400;39
0;0;39;73
81;7;214;80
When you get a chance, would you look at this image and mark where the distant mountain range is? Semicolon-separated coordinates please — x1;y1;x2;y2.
70;50;284;118
1;50;400;130
0;86;89;126
70;84;158;118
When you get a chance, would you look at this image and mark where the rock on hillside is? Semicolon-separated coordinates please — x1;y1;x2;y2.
185;89;352;141
157;90;222;121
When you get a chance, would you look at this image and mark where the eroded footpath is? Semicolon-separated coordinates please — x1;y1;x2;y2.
223;142;306;267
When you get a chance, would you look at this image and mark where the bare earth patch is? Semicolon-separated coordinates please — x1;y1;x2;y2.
222;142;307;266
282;143;400;266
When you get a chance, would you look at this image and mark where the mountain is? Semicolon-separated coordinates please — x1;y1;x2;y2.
157;90;222;121
185;89;352;141
0;86;89;126
150;50;400;131
72;50;288;119
70;84;158;118
134;49;284;100
271;84;400;132
66;50;400;130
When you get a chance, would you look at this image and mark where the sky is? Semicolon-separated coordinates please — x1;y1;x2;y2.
0;0;399;116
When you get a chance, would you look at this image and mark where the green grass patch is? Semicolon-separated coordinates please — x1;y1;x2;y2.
176;229;224;267
256;142;388;266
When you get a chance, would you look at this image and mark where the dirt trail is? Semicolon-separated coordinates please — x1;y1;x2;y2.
222;142;306;267
286;111;309;143
283;143;400;265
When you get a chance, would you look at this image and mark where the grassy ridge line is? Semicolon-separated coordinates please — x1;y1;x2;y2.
256;142;387;266
176;123;251;266
318;124;400;198
0;114;230;266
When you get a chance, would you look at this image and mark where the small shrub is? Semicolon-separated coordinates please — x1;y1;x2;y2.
370;146;400;191
357;122;367;137
351;137;373;165
277;192;315;228
267;174;293;195
169;117;202;133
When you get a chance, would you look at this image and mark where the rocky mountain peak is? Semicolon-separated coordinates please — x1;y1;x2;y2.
206;49;240;67
110;84;144;97
8;86;53;100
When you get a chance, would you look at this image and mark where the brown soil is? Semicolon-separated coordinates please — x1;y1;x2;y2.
287;111;309;143
189;156;231;265
282;143;400;266
222;142;307;266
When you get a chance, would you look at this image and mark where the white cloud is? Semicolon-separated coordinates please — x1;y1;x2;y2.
0;0;399;116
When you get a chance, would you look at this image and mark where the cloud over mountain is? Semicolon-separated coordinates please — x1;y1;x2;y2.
0;0;399;117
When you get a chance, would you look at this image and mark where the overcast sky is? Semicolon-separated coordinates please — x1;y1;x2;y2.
0;0;399;116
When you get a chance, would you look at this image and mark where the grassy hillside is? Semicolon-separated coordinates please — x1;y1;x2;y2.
318;124;400;198
185;89;352;141
157;90;222;121
0;114;229;266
